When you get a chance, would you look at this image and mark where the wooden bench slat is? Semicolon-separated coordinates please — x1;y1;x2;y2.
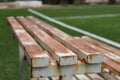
65;37;104;63
26;16;104;64
74;75;90;80
17;16;77;66
38;78;49;80
86;74;105;80
103;58;120;76
27;16;72;40
7;17;50;67
26;16;120;77
51;77;76;80
82;36;120;56
8;16;107;79
73;37;120;75
74;37;120;64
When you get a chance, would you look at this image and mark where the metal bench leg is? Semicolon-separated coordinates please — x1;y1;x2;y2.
19;45;25;80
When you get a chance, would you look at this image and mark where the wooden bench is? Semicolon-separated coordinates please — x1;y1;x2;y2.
7;16;120;80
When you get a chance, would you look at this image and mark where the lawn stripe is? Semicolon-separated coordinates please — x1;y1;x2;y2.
28;9;120;48
53;14;120;20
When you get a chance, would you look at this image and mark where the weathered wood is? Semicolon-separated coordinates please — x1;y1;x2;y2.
26;16;72;40
8;16;120;80
74;37;120;76
99;70;118;80
65;37;104;63
103;58;120;76
62;75;73;80
26;16;104;64
7;17;50;67
116;76;120;80
82;36;120;56
86;74;105;80
17;16;77;66
51;77;76;80
74;37;120;64
74;75;90;80
38;78;49;80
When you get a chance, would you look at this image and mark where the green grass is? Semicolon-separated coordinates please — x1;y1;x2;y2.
0;8;33;80
0;5;120;79
60;16;120;43
35;5;120;17
34;5;120;43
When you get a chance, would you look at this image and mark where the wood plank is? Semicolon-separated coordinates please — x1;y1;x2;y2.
38;78;49;80
99;71;118;80
31;78;49;80
26;16;72;40
74;37;120;64
7;17;50;67
82;36;120;56
73;37;120;76
74;75;90;80
17;16;77;66
26;16;104;64
65;37;104;63
51;77;76;80
50;77;59;80
86;74;105;80
116;76;120;80
103;58;120;76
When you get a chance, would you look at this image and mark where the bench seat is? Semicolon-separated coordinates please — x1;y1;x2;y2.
7;16;120;80
26;16;120;76
7;17;50;68
27;16;104;64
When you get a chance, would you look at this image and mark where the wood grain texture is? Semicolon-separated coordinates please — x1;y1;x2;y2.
7;17;50;67
26;16;104;64
17;16;77;66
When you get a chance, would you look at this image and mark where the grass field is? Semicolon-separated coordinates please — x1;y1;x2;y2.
34;5;120;43
0;5;120;80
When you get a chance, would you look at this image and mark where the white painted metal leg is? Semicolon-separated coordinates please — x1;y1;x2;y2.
19;45;25;80
62;75;73;80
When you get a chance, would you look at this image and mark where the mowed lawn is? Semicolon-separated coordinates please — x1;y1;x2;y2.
35;5;120;43
0;9;33;80
0;5;120;80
